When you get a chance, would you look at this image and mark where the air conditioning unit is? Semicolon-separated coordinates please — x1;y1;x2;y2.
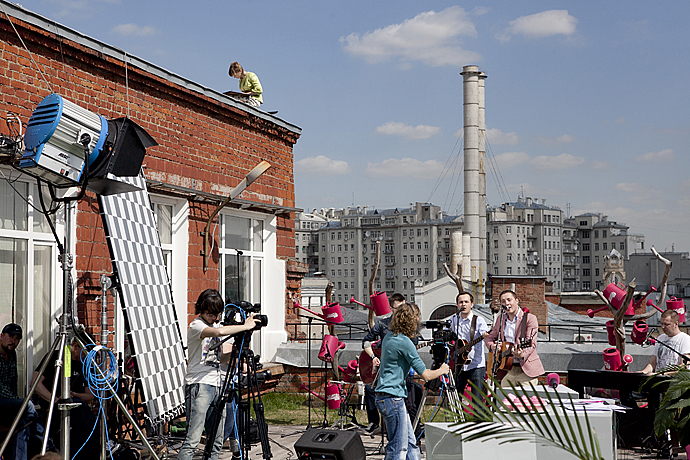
573;333;593;343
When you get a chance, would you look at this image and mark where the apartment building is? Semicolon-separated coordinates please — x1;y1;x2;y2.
566;213;645;291
297;203;464;304
487;197;565;290
488;198;645;293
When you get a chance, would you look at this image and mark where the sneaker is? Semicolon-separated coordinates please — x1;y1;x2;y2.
365;423;379;434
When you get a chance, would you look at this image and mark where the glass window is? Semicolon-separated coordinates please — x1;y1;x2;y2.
221;214;264;306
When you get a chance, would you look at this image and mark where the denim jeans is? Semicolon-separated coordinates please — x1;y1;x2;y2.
0;397;45;460
178;383;226;460
456;366;486;405
375;394;420;460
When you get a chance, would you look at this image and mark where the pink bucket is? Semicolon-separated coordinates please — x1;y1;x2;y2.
631;320;649;345
370;292;391;316
603;283;635;314
666;297;686;323
603;348;621;370
318;335;345;362
326;383;341;410
343;359;358;383
321;302;344;324
606;320;616;346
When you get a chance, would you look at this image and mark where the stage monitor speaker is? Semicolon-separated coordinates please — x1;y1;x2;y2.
294;428;365;460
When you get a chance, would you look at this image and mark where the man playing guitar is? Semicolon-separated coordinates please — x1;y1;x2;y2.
447;292;489;404
485;289;544;386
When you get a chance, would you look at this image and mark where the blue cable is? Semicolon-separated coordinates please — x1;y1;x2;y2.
72;343;119;460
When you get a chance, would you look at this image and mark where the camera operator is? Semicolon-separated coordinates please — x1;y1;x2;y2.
446;292;488;405
178;289;257;460
376;303;449;460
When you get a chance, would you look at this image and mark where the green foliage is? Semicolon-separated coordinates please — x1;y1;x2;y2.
647;367;690;447
449;379;604;460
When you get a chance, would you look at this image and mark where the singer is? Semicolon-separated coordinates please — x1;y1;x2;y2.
485;290;544;386
642;310;690;374
376;303;449;460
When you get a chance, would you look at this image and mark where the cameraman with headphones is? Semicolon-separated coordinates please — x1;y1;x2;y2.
178;289;257;460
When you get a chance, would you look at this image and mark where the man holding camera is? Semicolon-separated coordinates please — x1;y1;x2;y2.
447;292;488;404
178;289;257;460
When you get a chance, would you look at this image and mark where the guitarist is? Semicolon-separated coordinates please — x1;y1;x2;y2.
447;292;489;404
485;290;544;387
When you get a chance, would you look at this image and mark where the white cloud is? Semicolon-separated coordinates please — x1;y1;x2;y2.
533;134;576;146
588;161;612;171
532;153;585;170
365;158;444;179
375;122;441;140
295;156;351;176
494;151;531;168
485;128;519;145
340;6;480;67
111;23;157;36
635;148;675;162
614;182;639;193
498;10;578;42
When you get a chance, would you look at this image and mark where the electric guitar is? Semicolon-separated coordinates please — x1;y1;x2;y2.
486;337;532;381
359;340;432;385
454;334;487;366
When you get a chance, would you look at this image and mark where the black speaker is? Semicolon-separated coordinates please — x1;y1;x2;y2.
294;428;365;460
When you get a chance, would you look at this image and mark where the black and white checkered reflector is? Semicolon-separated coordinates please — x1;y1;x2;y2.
99;173;186;426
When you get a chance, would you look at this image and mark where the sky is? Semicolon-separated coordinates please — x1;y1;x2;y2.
7;1;690;253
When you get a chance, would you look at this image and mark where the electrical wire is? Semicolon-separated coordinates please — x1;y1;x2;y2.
76;344;119;460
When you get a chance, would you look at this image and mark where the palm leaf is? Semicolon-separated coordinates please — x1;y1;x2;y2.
450;378;604;460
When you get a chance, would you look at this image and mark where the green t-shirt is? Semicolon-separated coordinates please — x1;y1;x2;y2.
375;332;425;398
240;72;263;104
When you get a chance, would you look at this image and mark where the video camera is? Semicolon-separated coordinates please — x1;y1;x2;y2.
222;301;268;332
422;320;456;371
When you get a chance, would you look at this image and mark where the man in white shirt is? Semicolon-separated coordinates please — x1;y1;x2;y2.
448;292;488;404
642;310;690;374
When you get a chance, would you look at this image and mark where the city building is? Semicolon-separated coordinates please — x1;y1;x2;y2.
297;203;464;304
487;197;565;290
488;197;645;293
564;213;645;291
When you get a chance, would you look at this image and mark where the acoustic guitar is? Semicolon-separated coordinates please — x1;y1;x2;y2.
486;338;532;381
359;340;432;385
454;335;487;366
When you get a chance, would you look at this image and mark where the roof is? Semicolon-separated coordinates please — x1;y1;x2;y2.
1;0;301;135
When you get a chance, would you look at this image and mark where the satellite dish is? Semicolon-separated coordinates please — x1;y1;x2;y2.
365;231;370;237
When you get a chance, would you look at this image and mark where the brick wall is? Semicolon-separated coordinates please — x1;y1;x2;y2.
1;12;299;340
489;276;548;328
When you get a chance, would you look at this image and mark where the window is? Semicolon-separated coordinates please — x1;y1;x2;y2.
403;229;407;236
424;254;429;262
620;242;625;250
221;214;264;306
493;254;498;262
417;229;421;237
507;253;512;262
594;243;599;251
507;267;512;274
417;268;422;276
603;242;608;250
337;257;342;264
417;242;421;250
493;226;498;234
583;269;591;276
582;243;590;251
403;242;407;250
1;177;58;393
331;257;335;264
582;230;590;238
424;241;428;249
494;240;498;248
507;240;512;248
403;281;408;289
580;221;587;226
403;255;407;263
594;230;599;238
425;268;429;276
583;256;590;263
417;255;422;263
595;268;600;276
424;229;429;236
403;268;408;276
603;230;607;237
506;226;511;234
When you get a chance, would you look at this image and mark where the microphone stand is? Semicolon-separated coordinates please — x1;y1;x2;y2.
648;336;690;367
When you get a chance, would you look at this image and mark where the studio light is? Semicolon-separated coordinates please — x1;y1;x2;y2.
19;93;157;194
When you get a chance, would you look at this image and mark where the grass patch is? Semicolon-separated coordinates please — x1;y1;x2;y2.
259;391;462;426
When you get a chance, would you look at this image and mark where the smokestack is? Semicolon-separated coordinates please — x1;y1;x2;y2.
461;65;482;291
450;231;463;276
462;232;471;282
478;71;487;292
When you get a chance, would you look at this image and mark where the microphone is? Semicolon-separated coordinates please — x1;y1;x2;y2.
547;372;560;389
647;337;657;345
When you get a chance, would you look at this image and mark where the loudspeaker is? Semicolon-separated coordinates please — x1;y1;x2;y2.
294;428;365;460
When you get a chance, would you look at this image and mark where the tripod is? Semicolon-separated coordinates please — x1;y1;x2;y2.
203;331;272;460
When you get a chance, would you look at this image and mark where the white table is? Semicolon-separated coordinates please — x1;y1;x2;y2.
425;406;616;460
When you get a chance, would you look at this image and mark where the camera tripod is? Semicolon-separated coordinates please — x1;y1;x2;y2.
411;370;462;431
203;331;272;460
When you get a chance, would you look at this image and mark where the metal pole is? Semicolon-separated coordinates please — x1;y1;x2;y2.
60;200;75;458
99;274;112;460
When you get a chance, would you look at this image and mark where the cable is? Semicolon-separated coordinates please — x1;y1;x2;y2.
76;344;119;460
0;2;54;93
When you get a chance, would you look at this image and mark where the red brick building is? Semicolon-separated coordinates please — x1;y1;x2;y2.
0;1;303;392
